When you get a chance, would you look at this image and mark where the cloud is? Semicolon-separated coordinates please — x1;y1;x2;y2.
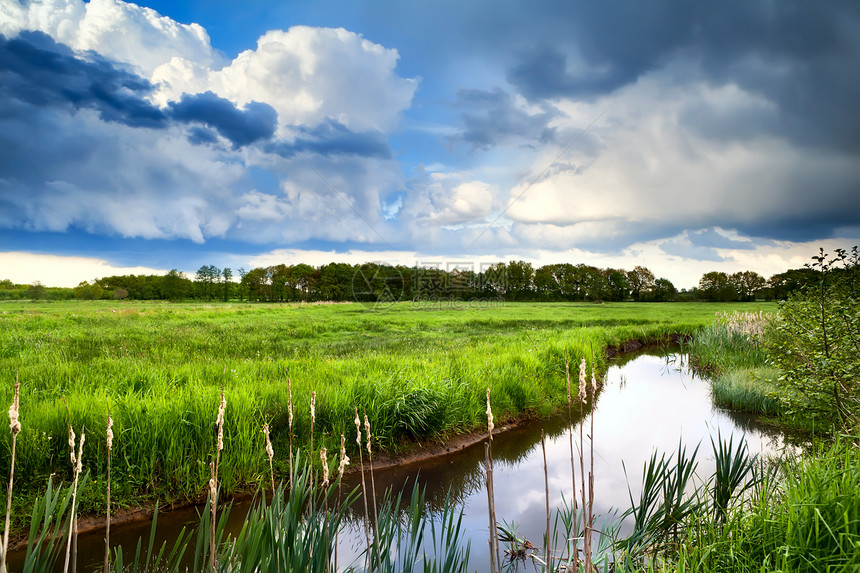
499;75;860;251
268;118;392;159
167;91;277;148
0;32;279;148
503;2;860;153
153;26;418;133
0;0;222;76
0;251;166;287
452;87;559;151
0;31;167;127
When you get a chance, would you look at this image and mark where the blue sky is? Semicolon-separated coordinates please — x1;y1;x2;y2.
1;0;859;288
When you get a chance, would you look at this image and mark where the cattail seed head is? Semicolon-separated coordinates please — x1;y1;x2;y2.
69;425;76;467
320;445;329;486
310;391;316;425
9;381;20;436
354;408;361;446
363;414;372;455
216;391;226;452
578;358;587;403
263;423;274;460
288;377;294;430
486;387;494;436
590;367;598;394
565;361;571;404
106;415;113;450
338;433;349;478
208;476;217;501
75;431;85;475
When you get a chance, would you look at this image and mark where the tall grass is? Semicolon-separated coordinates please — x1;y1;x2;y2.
685;311;787;418
16;455;473;573
0;301;738;531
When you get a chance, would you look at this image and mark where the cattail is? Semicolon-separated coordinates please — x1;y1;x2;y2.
335;433;349;573
337;433;350;478
288;377;294;429
208;461;217;573
354;409;361;446
68;425;77;468
320;445;329;486
104;415;113;573
578;358;587;403
287;375;294;489
264;424;274;460
565;360;572;404
216;391;226;453
8;383;19;436
364;413;379;537
363;415;372;455
486;387;494;438
310;391;316;426
63;429;85;573
354;407;372;553
591;369;598;395
106;416;113;450
2;378;21;573
310;391;316;485
263;423;275;492
75;432;84;477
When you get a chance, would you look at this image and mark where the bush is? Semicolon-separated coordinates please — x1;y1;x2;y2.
767;247;860;431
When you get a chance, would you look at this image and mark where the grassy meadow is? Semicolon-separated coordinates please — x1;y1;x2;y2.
0;300;771;524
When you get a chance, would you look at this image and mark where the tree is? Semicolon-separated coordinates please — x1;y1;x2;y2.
729;271;766;302
767;247;860;429
606;270;631;302
161;269;189;301
698;271;736;302
195;265;220;301
506;261;534;299
221;267;233;301
627;266;656;301
652;278;677;302
27;281;47;301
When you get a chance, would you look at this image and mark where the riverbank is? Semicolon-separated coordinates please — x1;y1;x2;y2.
0;301;775;537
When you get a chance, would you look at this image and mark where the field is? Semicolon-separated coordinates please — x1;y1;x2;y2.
0;300;771;524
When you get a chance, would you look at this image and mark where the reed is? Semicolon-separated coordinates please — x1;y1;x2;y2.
1;374;20;573
484;386;501;572
565;360;579;573
62;429;83;573
263;422;275;492
364;413;379;535
354;407;372;557
103;414;112;573
287;374;294;491
541;430;551;572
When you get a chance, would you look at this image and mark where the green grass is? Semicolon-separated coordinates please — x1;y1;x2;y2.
709;368;784;416
0;300;772;528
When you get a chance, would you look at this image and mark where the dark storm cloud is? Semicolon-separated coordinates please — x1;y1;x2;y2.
0;32;277;148
504;1;860;151
451;87;559;151
0;31;167;128
167;92;277;148
268;118;392;158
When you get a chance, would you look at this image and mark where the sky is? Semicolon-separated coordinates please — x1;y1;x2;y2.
1;0;859;289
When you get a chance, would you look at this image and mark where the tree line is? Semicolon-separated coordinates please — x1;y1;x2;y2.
0;260;826;303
